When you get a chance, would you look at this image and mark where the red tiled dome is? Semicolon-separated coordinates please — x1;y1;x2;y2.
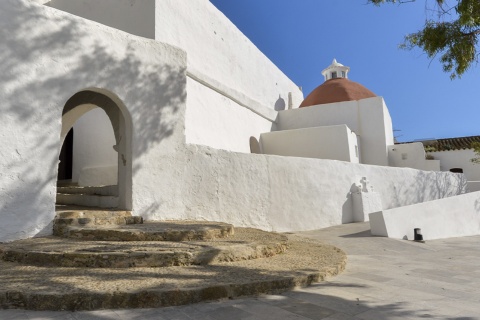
299;78;376;108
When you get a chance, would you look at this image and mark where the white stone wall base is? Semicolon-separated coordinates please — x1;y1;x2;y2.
352;191;382;222
370;191;480;240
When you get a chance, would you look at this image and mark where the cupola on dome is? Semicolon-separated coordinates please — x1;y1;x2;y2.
299;59;376;108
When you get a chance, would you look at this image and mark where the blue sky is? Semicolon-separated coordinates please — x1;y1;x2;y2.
210;0;480;142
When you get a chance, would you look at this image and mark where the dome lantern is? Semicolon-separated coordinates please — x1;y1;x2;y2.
322;58;350;81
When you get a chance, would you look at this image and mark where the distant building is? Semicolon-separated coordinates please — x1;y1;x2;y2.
398;136;480;191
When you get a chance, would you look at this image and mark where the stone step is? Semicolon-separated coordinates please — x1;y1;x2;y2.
57;185;118;196
0;233;346;311
63;221;234;241
56;193;118;208
54;216;142;229
56;179;77;187
53;210;143;237
53;216;143;237
56;210;133;220
0;228;288;268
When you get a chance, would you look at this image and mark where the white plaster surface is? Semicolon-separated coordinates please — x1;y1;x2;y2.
352;191;382;222
388;142;440;171
0;0;186;242
154;0;304;152
185;77;273;153
0;0;469;243
45;0;304;154
259;125;359;163
276;97;394;166
78;165;117;187
187;69;277;122
430;149;480;181
370;191;480;240
467;181;480;192
136;145;466;233
72;108;117;186
391;145;480;184
46;0;155;39
154;0;304;111
29;0;51;4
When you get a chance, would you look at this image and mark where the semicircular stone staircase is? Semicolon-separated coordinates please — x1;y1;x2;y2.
0;207;347;311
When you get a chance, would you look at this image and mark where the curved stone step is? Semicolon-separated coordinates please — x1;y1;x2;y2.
63;221;235;241
56;210;132;219
57;185;118;196
53;210;142;236
56;194;118;208
0;234;347;311
0;228;288;268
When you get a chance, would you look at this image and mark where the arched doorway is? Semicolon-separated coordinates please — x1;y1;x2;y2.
58;89;133;210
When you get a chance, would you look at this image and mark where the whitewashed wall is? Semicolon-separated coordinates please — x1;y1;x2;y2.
390;145;480;190
72;108;117;186
276;97;394;166
137;145;466;233
185;78;273;153
388;143;440;171
370;191;480;240
45;0;304;153
430;149;480;181
46;0;155;39
154;0;303;152
259;125;359;163
154;0;303;111
0;0;467;244
0;0;186;242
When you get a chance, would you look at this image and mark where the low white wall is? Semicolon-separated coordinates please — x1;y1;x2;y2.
46;0;156;39
370;191;480;240
388;143;440;171
467;181;480;192
72;108;118;186
259;125;359;163
430;149;480;181
135;145;466;233
275;97;394;166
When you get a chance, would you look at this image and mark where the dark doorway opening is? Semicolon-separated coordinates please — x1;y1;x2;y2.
58;128;74;181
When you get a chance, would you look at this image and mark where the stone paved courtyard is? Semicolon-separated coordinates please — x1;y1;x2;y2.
2;222;480;319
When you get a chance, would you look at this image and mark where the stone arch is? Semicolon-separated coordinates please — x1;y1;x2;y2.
60;88;133;210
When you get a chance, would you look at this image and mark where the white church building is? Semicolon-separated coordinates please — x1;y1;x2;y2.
0;0;478;243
